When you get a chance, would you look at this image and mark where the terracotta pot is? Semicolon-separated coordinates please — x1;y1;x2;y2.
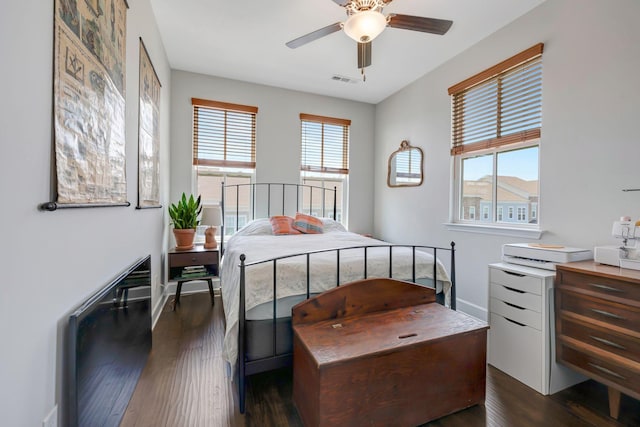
173;228;196;250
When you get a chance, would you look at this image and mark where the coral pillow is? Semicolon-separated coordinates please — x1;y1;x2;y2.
292;213;324;234
269;216;301;235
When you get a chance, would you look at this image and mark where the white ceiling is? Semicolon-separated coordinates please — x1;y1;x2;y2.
150;0;545;104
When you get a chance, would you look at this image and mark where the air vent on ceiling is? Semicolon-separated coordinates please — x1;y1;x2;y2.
331;74;359;84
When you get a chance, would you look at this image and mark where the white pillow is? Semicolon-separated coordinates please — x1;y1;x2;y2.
232;218;274;236
321;217;347;233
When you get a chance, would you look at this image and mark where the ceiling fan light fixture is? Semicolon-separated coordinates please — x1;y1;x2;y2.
343;10;387;43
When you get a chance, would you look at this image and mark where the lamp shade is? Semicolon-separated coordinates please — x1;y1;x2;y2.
201;205;222;227
343;10;387;43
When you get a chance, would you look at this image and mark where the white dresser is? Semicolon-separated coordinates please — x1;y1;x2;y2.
488;262;584;394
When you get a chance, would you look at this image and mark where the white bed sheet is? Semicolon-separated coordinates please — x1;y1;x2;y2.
220;219;451;370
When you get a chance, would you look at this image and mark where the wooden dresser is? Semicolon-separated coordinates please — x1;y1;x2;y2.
292;278;488;427
555;261;640;419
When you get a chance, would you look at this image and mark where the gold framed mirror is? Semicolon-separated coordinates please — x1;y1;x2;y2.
387;140;423;187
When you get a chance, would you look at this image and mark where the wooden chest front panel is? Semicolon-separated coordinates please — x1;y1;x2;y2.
293;303;488;427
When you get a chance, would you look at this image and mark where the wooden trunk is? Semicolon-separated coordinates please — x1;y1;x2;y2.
292;278;488;427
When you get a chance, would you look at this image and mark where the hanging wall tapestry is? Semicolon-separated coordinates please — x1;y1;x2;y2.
136;38;162;208
53;0;128;205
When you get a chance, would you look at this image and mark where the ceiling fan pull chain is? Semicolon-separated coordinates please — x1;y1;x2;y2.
361;67;366;82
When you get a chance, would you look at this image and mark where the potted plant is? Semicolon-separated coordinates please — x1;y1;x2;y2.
168;193;202;250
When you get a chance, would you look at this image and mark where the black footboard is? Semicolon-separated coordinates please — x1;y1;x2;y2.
236;242;456;413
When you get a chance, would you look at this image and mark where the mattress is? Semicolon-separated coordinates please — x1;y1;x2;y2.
220;218;452;370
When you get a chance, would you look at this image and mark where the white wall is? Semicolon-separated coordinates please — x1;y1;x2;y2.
170;71;376;234
0;1;171;425
374;0;640;319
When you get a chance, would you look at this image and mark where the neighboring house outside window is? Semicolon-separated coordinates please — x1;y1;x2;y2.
449;44;543;228
192;98;257;239
299;113;350;224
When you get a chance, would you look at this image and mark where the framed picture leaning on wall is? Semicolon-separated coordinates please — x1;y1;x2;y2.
136;38;162;209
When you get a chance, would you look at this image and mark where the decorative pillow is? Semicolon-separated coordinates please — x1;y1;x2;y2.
292;212;324;234
269;216;301;235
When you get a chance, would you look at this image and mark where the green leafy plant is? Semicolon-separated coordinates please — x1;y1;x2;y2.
168;193;202;229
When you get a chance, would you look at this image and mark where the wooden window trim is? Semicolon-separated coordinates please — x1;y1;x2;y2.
192;98;257;169
192;97;258;114
299;113;351;127
448;43;544;95
300;113;350;175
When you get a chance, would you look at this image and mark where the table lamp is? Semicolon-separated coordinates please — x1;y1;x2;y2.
201;205;222;249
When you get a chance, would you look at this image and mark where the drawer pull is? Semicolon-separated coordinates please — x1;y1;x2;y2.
590;308;626;320
503;285;525;294
589;283;625;293
504;301;525;310
504;271;525;277
587;363;626;380
504;317;526;327
398;333;417;339
589;335;627;350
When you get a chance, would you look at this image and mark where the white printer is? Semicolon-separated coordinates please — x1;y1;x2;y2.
502;243;592;270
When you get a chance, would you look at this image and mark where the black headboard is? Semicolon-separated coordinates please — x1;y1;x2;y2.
220;182;337;254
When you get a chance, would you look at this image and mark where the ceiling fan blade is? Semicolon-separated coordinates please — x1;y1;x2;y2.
357;41;372;69
332;0;350;6
387;14;453;35
286;22;343;49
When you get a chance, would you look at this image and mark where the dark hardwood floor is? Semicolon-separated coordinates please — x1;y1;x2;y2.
121;293;640;427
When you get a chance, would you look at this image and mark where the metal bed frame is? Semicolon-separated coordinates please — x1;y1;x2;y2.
220;183;457;414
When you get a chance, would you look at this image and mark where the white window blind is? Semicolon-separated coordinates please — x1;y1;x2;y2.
192;98;258;168
300;113;350;175
449;43;543;155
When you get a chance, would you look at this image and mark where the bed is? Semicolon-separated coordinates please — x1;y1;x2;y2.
218;183;456;413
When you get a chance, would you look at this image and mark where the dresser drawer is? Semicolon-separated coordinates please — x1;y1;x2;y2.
557;270;640;302
558;344;640;397
170;251;217;267
490;297;541;330
490;268;542;295
559;290;640;333
559;315;640;364
489;313;542;393
490;282;542;312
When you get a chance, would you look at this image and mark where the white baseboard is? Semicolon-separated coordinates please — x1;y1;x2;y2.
456;298;488;322
152;293;168;329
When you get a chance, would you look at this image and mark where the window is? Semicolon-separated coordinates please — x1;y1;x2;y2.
299;113;350;224
449;44;543;228
192;98;257;238
469;206;476;220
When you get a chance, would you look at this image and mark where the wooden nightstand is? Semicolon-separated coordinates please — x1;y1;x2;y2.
168;246;219;306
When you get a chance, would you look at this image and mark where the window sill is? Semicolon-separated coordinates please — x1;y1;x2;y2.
444;222;544;239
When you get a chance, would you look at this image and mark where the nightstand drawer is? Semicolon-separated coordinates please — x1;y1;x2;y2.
559;291;640;332
170;251;217;267
559;315;640;363
490;268;542;295
490;297;541;330
490;282;542;312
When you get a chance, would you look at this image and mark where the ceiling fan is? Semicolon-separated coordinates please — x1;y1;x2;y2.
285;0;453;79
